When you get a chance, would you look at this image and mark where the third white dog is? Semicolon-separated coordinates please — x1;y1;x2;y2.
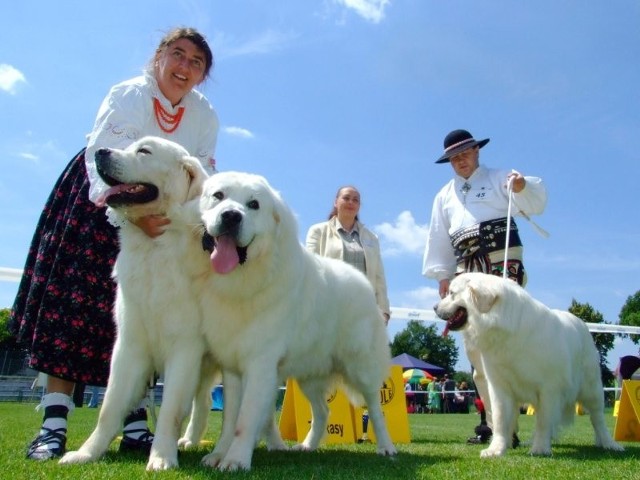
435;272;623;457
197;171;397;471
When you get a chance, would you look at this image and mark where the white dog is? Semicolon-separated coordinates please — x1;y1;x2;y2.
60;137;217;471
197;171;397;471
435;272;623;457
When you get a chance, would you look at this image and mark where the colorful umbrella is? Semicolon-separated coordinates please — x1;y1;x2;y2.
402;368;434;385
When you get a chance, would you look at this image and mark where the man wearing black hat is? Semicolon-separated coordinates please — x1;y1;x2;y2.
422;129;547;445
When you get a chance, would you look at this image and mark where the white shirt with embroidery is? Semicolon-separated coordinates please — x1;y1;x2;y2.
422;165;547;281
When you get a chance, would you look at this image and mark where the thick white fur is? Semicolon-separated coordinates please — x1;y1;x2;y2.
60;137;217;471
198;171;397;471
435;272;623;457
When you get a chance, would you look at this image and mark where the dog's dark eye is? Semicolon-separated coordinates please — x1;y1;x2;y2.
247;200;259;210
213;191;224;200
137;148;151;155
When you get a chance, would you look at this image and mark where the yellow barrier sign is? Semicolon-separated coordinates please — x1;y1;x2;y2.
353;365;411;443
279;378;356;444
614;380;640;441
279;365;411;445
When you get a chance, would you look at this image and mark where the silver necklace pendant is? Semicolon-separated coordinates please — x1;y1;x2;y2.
461;182;471;195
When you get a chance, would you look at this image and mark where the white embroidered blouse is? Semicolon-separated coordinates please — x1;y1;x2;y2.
85;73;219;203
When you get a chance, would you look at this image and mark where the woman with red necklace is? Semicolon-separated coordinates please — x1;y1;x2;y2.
9;27;219;461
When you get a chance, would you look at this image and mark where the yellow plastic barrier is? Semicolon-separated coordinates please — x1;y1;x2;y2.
614;380;640;441
279;365;411;445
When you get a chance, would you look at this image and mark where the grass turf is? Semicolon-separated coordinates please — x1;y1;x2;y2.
0;402;637;479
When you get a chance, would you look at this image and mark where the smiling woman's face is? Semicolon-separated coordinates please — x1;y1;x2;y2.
154;38;207;106
335;187;361;220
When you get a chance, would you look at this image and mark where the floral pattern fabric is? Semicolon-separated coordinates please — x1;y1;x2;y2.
9;149;118;386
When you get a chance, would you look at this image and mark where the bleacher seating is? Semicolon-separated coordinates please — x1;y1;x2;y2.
0;376;43;402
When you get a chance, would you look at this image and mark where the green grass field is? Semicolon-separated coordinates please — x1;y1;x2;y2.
0;403;637;479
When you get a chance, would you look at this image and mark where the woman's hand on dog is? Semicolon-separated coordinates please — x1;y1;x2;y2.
132;214;171;238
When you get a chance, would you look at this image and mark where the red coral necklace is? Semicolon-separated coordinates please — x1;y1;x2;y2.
153;97;185;133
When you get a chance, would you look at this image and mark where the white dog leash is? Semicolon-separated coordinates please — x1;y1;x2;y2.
503;176;515;279
503;174;550;279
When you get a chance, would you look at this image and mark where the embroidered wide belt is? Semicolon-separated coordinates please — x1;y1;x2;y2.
450;217;522;263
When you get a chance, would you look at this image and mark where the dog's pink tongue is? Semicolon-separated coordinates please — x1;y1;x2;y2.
210;236;239;274
95;184;133;208
442;324;450;337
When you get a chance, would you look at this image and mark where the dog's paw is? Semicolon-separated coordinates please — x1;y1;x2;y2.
607;442;625;452
177;436;198;449
291;442;313;452
480;446;506;458
146;454;179;471
216;456;251;472
599;439;624;452
528;446;552;456
266;439;289;451
59;451;96;465
376;442;398;456
201;452;224;468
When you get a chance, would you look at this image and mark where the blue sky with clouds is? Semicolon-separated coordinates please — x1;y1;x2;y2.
1;1;639;370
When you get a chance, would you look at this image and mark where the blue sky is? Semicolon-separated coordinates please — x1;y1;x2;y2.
1;1;639;371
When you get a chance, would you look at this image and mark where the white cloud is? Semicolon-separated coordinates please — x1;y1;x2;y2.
529;250;640;273
223;126;254;139
213;30;299;60
336;0;390;24
374;210;428;256
395;285;440;310
19;152;38;161
14;140;67;166
0;64;26;94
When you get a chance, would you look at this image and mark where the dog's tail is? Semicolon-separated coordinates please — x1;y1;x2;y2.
330;376;365;407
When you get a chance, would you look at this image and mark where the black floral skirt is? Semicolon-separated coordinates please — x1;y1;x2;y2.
9;149;119;386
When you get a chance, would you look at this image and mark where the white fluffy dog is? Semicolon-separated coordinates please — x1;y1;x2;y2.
197;171;397;471
60;137;217;470
435;272;623;457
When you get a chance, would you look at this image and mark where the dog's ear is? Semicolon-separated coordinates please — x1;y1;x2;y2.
182;156;209;201
262;177;284;226
270;183;298;238
468;280;498;314
271;189;282;226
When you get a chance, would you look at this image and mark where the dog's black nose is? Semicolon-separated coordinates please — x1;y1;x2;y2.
221;209;242;226
95;148;111;161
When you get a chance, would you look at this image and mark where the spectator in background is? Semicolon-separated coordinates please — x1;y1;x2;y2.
306;185;390;325
455;381;471;414
427;377;441;413
442;375;457;413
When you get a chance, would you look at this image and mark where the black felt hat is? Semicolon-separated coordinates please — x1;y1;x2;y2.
435;129;490;164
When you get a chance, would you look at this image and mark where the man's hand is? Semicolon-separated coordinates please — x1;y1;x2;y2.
439;279;450;299
507;172;526;193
